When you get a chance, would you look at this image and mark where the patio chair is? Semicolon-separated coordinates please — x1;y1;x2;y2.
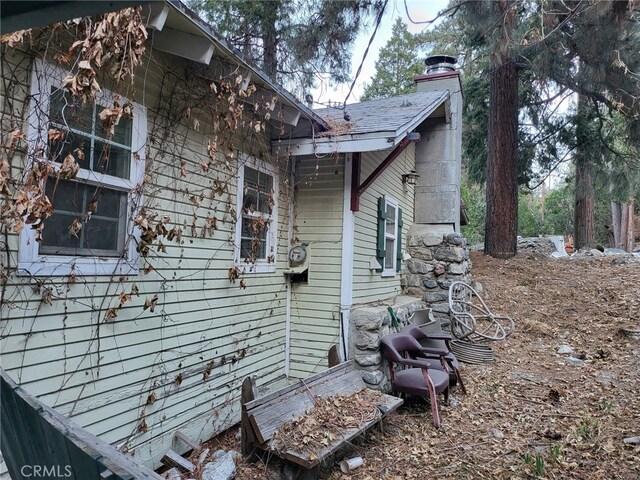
448;281;515;342
408;307;454;350
380;333;450;428
401;323;466;394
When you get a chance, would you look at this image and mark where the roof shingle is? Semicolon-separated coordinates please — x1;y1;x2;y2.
315;90;448;137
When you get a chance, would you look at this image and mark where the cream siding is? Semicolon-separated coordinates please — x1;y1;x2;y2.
0;46;292;475
352;146;416;304
287;155;344;378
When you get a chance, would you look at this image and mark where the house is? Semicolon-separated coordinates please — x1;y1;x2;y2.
0;2;463;476
284;55;465;381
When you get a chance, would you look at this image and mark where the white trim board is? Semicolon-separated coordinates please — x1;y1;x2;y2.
339;153;355;359
279;91;449;156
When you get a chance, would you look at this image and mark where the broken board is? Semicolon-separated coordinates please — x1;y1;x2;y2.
242;360;402;470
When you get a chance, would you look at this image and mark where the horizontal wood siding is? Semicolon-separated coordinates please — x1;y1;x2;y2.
288;156;344;379
0;47;292;475
352;146;415;305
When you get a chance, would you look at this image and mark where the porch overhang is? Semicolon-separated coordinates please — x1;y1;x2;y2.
279;92;449;156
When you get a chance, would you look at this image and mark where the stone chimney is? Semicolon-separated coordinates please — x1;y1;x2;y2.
402;56;469;319
412;55;463;232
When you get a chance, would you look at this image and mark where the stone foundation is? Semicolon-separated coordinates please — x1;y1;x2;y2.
349;296;424;390
402;225;472;319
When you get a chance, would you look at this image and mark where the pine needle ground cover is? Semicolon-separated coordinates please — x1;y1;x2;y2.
198;252;640;479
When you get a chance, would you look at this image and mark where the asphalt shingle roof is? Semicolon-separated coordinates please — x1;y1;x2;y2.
314;90;448;137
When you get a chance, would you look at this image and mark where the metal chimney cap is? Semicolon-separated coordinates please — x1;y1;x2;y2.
425;55;457;67
424;55;457;74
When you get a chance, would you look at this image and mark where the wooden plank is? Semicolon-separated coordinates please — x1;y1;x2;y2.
273;393;403;469
0;368;163;480
328;345;341;368
1;376;32;480
43;404;146;480
248;368;367;444
11;386;60;469
245;361;354;411
250;367;364;419
174;431;199;451
34;411;78;480
240;376;258;458
161;450;196;473
62;438;105;480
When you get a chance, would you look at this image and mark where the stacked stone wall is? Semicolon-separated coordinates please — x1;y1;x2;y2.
402;227;472;318
349;297;424;391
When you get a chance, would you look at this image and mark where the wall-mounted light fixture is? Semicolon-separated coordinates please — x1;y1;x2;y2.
402;170;420;185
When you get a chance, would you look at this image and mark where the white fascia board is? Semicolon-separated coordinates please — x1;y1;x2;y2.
284;133;398;156
153;27;215;64
142;3;170;31
393;91;450;137
340;152;355;359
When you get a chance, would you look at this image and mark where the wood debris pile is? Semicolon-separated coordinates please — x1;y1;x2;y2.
271;389;383;458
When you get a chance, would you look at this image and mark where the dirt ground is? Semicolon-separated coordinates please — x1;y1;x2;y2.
199;251;640;480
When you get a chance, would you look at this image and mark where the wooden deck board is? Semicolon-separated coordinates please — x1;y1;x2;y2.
271;394;403;469
242;359;404;472
249;368;366;444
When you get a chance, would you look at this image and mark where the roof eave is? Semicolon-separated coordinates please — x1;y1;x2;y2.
393;91;450;137
166;1;329;131
282;90;450;156
285;132;398;155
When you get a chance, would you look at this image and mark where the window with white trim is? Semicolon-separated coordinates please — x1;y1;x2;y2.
235;156;278;273
18;60;146;276
376;195;403;277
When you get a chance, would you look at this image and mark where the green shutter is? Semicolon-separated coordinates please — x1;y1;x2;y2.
376;196;385;272
396;207;403;272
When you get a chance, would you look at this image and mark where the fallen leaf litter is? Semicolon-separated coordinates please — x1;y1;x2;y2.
271;389;383;458
196;251;639;480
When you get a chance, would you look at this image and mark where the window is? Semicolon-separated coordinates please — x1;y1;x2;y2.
235;156;278;273
18;60;146;276
376;196;403;277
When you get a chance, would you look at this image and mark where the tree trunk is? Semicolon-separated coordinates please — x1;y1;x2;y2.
261;4;278;80
611;200;622;248
625;176;636;251
484;6;519;259
610;163;620;248
573;94;596;250
574;161;596;250
611;167;636;251
620;200;635;251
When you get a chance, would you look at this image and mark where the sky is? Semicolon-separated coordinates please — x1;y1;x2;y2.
310;0;449;107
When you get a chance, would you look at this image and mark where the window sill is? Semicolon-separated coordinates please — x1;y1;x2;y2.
238;261;277;274
381;270;397;278
17;256;139;277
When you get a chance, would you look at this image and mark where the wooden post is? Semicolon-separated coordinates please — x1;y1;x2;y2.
240;376;257;459
328;345;341;368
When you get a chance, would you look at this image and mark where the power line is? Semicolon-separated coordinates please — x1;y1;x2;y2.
342;0;389;108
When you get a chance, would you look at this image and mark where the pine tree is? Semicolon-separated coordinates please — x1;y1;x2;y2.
360;18;424;101
190;0;385;94
437;0;640;257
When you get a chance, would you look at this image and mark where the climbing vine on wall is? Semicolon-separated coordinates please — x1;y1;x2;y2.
0;5;295;452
